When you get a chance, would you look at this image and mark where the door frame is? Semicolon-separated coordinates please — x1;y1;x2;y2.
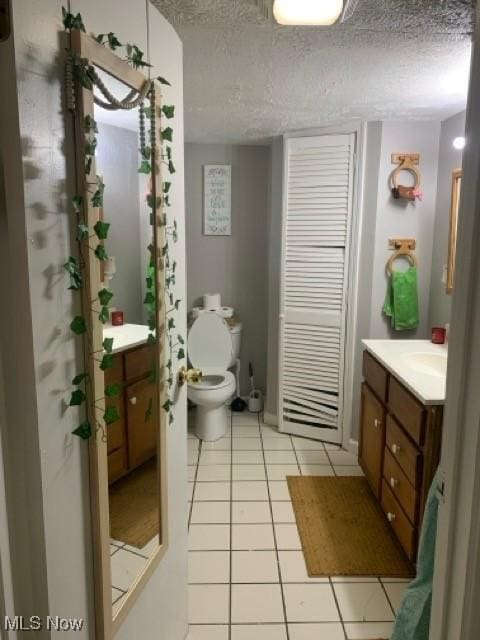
277;122;366;446
429;8;480;639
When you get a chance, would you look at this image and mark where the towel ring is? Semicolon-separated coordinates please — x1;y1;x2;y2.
387;250;418;275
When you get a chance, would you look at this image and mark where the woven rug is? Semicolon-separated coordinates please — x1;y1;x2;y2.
287;475;415;578
109;458;159;549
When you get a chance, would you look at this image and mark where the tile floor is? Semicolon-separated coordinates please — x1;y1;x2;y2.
110;535;158;611
187;409;409;640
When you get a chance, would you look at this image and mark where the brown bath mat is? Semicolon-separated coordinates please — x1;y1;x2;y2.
287;475;415;578
109;458;159;549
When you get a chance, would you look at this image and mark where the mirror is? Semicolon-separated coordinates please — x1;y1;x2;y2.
447;168;462;294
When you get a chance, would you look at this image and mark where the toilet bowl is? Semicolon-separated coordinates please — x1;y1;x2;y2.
187;313;237;441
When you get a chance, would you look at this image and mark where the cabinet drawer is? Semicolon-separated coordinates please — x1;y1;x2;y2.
381;480;417;561
386;415;422;488
363;351;389;403
125;344;155;381
108;447;127;484
359;384;386;499
384;447;419;525
388;377;426;446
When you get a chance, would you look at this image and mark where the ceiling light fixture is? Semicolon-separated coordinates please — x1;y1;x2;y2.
273;0;344;25
453;136;466;150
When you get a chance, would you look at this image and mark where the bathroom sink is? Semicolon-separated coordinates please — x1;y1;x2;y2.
402;352;447;378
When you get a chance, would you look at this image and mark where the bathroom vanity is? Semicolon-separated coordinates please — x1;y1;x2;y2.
104;325;157;484
359;340;446;562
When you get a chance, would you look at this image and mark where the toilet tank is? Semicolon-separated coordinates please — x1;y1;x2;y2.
229;321;242;366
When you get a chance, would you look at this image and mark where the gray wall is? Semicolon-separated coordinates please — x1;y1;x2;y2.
97;122;143;324
428;111;466;328
185;143;270;394
369;120;441;339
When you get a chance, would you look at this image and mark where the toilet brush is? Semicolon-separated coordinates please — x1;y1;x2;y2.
231;359;246;412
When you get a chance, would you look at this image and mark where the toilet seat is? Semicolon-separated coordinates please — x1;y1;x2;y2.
188;370;235;392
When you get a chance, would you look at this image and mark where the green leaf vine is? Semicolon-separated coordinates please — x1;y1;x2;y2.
63;7;183;437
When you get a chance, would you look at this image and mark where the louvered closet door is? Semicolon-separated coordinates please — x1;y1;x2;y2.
278;134;355;443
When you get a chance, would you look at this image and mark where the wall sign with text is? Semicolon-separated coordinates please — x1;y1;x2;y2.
204;164;232;236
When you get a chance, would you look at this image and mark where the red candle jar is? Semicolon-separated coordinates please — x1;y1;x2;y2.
431;327;446;344
111;311;124;326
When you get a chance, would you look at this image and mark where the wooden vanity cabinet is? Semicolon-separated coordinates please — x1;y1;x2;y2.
359;350;443;562
106;342;157;484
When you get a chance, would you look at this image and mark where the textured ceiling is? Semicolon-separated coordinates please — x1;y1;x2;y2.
153;0;474;143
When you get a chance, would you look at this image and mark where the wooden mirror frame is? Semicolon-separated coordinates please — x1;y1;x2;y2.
447;169;462;294
70;31;168;638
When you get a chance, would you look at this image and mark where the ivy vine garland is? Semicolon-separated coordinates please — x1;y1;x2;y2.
62;8;182;438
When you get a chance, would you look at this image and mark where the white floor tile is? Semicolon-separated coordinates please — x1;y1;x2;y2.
232;550;279;583
284;584;340;622
194;481;231;501
189;584;229;623
232;524;275;550
202;437;232;450
197;465;231;481
323;442;342;451
327;450;358;466
275;524;302;550
188;482;195;501
232;502;272;523
268;481;291;501
232;481;269;501
188;551;230;583
262;437;294;450
271;501;296;523
232;413;260;425
331;577;379;583
278;551;328;583
191;502;230;524
231;584;284;623
333;582;395;622
383;581;408;613
300;464;335;476
189;449;200;465
292;437;325;450
334;465;364;477
187;625;229;640
344;621;395;639
112;586;125;604
233;465;266;481
264;450;298;464
295;450;330;465
189;524;230;551
233;437;262;450
267;465;299;480
232;450;264;464
232;624;288;639
199;450;232;465
261;425;290;438
188;439;200;451
188;466;197;481
110;548;149;592
232;426;261;437
288;623;345;640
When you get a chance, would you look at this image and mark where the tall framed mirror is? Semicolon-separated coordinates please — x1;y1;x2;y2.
447;168;462;294
69;31;168;637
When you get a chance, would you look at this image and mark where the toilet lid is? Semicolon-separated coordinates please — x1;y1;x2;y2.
188;313;233;370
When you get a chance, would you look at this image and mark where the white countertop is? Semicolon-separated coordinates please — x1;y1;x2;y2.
103;324;151;354
362;339;447;405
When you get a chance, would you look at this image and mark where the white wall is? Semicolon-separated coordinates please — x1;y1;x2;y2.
428;111;466;328
185;143;270;394
369;121;441;339
1;1;187;638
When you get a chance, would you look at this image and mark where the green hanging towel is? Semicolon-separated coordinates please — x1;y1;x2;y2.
383;266;419;330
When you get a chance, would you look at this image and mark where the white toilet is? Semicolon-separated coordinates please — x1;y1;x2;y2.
187;313;240;441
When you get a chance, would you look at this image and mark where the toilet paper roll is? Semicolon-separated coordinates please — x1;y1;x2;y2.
203;293;221;311
191;307;207;319
217;306;234;319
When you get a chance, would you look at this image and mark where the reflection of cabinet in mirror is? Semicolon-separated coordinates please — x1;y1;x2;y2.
106;343;157;484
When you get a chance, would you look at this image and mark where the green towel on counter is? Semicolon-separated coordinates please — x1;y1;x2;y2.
383;266;419;330
390;471;440;640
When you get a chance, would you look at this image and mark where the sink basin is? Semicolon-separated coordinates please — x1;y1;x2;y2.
402;352;447;378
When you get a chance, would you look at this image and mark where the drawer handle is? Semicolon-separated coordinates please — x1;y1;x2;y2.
391;443;401;455
129;396;137;405
374;418;381;429
390;476;398;489
387;512;396;522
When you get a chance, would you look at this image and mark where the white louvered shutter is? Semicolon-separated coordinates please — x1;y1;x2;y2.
278;134;355;442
